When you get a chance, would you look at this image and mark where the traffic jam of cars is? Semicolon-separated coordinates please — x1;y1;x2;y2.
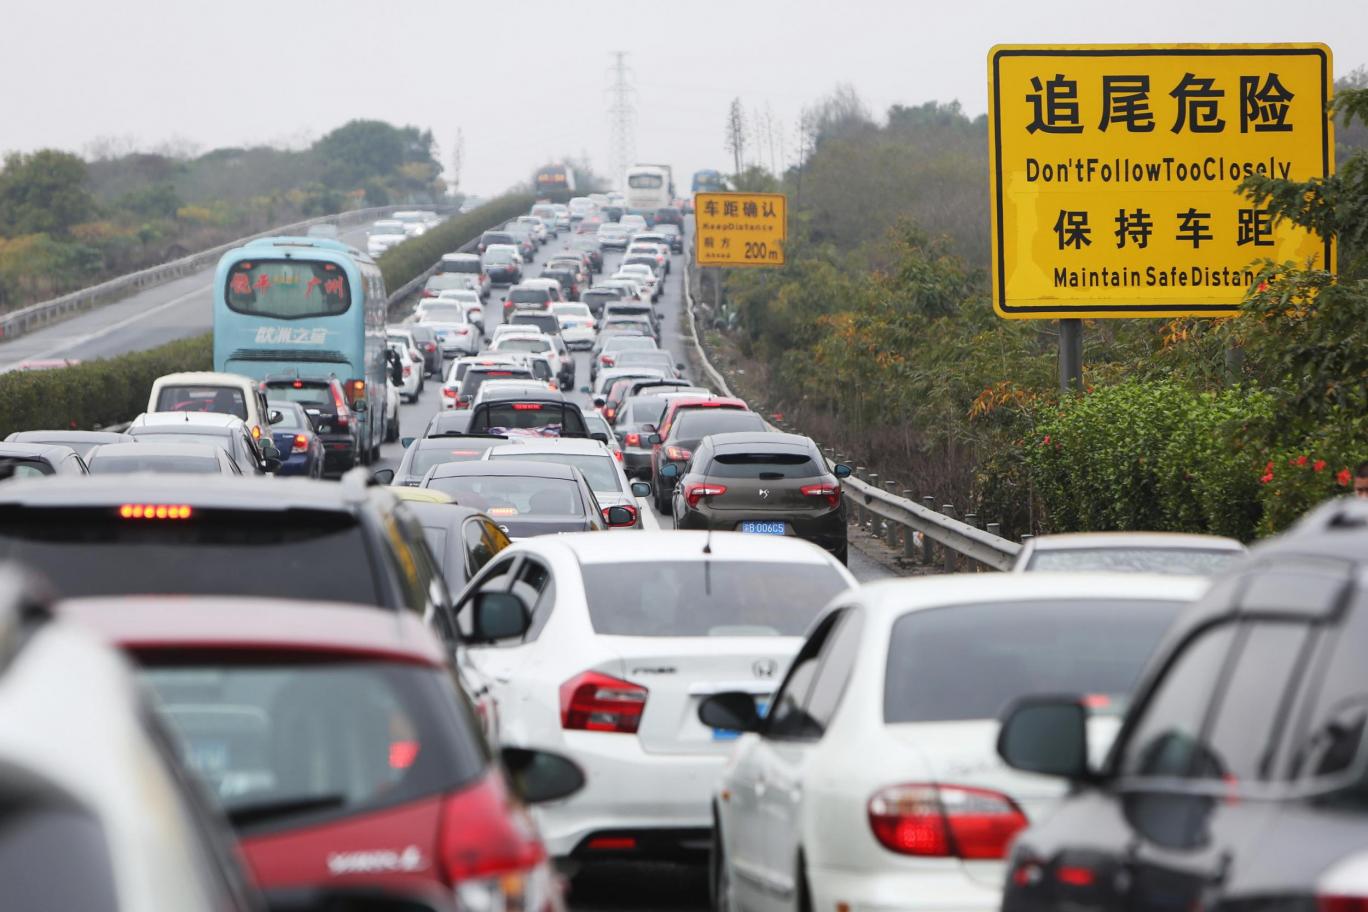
0;181;1363;912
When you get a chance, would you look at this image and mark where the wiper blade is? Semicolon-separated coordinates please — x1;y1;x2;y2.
227;793;348;827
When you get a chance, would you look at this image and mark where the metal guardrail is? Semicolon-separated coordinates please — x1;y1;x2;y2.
0;205;412;342
681;265;1022;573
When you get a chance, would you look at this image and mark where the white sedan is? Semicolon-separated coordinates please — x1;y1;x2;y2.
703;573;1207;912
451;531;856;863
552;301;597;349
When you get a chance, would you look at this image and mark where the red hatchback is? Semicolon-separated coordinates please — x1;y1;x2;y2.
60;596;583;911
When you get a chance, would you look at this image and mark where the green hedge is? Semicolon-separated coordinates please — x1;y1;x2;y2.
377;194;533;295
0;333;212;437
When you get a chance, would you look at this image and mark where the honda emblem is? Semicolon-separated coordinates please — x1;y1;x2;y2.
752;658;778;679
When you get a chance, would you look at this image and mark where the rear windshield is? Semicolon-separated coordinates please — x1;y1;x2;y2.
603;336;656;353
497;338;551;354
263;383;333;409
510;316;558;334
156;386;249;421
884;599;1184;724
621;396;669;426
419;306;467;323
425;476;584;517
672;410;765;439
408;441;501;474
138;660;486;834
484;250;516;264
424;275;470;291
440;258;480;274
482;233;513;244
508;289;551;304
127;432;233;453
459;368;533;397
708;452;821;479
89;454;222;474
581;562;849;637
1026;547;1240;576
476;403;576;433
225;259;350;319
488;452;621;492
0;509;380;603
266;406;306;430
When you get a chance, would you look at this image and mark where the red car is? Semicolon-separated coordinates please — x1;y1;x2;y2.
60;596;583;911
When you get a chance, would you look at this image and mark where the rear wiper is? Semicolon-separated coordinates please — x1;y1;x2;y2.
227;793;347;827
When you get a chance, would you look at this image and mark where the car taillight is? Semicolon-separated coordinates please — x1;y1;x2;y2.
604;407;616;421
625;433;641;447
665;446;692;461
439;774;549;905
512;403;542;411
291;434;309;454
1320;898;1368;912
442;387;458;399
331;383;351;427
119;504;193;520
560;671;648;733
425;342;437;352
614;450;623;462
683;483;725;508
867;784;1027;860
800;482;842;509
600;355;615;366
403;365;412;377
421;289;436;297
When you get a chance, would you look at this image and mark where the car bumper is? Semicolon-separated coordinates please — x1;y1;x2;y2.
674;508;847;555
561;327;595;347
807;864;1000;912
533;731;724;859
322;443;355;473
274;453;316;476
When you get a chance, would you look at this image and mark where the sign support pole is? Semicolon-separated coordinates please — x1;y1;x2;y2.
1058;318;1083;394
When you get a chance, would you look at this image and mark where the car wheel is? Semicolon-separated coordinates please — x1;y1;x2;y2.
710;820;733;912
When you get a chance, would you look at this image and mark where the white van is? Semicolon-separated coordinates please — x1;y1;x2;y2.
147;372;274;441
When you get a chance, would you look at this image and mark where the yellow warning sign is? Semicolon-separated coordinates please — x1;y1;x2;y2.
694;192;786;267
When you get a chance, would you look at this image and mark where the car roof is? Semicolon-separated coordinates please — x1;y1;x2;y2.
487;439;611;457
0;473;371;510
544;530;850;568
429;459;580;480
131;411;245;430
1027;532;1247;552
442;252;480;261
0;442;80;460
89;442;224;458
846;573;1209;622
667;396;749;410
709;432;811;450
395;500;486;530
5;430;126;444
57;597;446;666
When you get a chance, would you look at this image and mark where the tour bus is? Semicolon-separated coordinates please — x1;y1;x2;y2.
625;164;672;214
212;236;388;464
534;163;576;198
691;169;727;193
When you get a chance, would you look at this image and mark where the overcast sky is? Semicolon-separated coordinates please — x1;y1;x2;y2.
2;0;1363;196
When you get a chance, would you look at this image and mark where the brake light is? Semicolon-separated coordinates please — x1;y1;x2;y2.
604;407;616;421
331;382;351;427
600;356;615;367
684;483;725;508
403;365;412;377
388;740;420;770
800;482;842;509
625;433;641;447
421;289;436;297
442;387;458;399
292;380;304;388
512;403;542;411
438;773;545;883
665;446;692;461
614;450;623;462
560;671;648;733
119;504;193;520
425;342;437;352
348;379;365;400
868;784;1027;860
291;434;309;454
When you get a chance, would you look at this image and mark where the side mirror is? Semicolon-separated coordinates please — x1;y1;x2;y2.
590;432;608;444
470;591;530;642
500;747;586;804
260;441;281;460
401;437;415;448
698;692;762;733
631;481;652;498
676;363;686;372
648;433;662;446
834;463;853;479
371;468;396;485
659;463;680;479
997;696;1091;780
603;504;638;528
262;456;283;474
353;399;369;413
593;397;606;408
268;409;284;425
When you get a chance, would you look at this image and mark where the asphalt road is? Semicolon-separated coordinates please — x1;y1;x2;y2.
0;221;374;372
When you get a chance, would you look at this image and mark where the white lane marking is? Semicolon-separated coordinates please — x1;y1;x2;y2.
0;282;211;373
637;498;661;530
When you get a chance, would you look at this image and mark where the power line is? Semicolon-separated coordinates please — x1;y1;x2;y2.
606;51;636;187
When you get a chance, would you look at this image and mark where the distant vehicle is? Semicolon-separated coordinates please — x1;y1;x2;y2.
421;460;624;537
366;219;408;256
438;252;490;299
691;168;727;193
534;163;577;196
482;245;523;285
392;433;513;486
625;164;672;213
1012;531;1247;574
147;371;273;442
597;222;631;250
485;438;646;528
213;236;388;463
3;430;125;459
259;374;361;475
127;411;274;476
305;222;339;239
568;197;597;221
0;442;88;478
264;399;325;477
391;209;430;237
85;441;244;476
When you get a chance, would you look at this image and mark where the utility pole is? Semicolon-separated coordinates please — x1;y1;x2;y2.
606;52;636;188
450;128;464;196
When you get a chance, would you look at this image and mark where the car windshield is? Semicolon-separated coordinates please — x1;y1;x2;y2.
673;410;765;439
581;561;849;636
225;259;350;319
371;223;405;236
489;451;621;492
884;598;1185;723
709;452;822;478
89;453;222;474
0;508;380;602
1026;547;1241;575
139;661;484;826
408;442;501;474
425;475;584;517
155;385;249;421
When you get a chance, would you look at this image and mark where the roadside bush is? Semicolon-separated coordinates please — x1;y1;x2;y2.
0;333;211;437
378;195;532;295
1254;411;1368;535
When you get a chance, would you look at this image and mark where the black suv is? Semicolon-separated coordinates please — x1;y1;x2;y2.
0;472;460;640
998;497;1368;912
260;375;359;475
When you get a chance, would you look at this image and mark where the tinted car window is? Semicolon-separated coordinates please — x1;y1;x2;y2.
489;451;621;491
426;475;585;517
508;289;551;304
884;599;1184;724
462;519;506;579
0;508;381;603
580;561;849;637
0;460;54;478
621;397;669;426
89;454;223;474
510;315;559;335
459;368;533;397
1289;593;1368;785
156;386;248;421
410;441;503;474
707;452;822;478
672;410;766;440
139;661;486;833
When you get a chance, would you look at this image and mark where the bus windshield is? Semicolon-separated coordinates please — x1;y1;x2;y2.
628;173;664;189
225;259;351;319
